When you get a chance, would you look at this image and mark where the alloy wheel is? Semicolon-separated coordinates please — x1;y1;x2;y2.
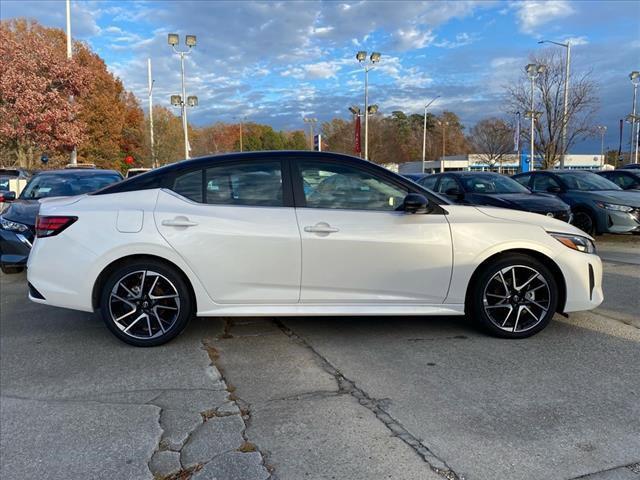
482;265;551;333
108;270;181;340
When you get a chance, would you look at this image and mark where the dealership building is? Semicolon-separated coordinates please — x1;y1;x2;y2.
398;154;608;175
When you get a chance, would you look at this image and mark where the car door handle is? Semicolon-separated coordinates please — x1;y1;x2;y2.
161;217;198;227
304;223;339;234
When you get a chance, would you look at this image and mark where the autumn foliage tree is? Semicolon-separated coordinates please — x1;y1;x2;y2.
0;19;90;168
0;19;146;170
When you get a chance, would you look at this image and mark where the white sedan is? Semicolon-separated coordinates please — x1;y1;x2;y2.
27;152;603;346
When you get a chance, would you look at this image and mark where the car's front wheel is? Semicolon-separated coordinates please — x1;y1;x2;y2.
99;260;193;346
468;254;558;339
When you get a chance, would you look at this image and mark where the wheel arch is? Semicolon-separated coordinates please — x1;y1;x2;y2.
465;248;567;314
92;254;198;312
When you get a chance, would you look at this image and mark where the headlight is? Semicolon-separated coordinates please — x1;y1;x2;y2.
550;233;596;254
0;216;29;233
596;202;633;212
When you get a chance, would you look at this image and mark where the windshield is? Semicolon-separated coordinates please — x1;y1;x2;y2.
558;172;621;191
20;173;122;200
461;174;530;194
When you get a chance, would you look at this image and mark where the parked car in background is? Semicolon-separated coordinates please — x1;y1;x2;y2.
0;169;122;273
621;163;640;170
27;151;602;346
0;168;31;196
416;172;573;222
126;168;152;178
512;170;640;235
597;169;640;190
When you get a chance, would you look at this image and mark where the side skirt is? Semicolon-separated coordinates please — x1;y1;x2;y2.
196;304;466;317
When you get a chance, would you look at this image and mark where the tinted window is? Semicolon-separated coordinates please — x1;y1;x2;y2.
0;176;11;191
172;169;203;202
437;176;458;194
299;161;407;211
513;174;531;187
531;174;561;192
418;176;438;190
607;172;637;189
19;173;121;199
461;174;530;194
557;172;620;191
205;162;283;207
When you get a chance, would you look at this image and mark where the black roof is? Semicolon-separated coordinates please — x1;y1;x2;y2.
427;171;506;176
95;151;375;195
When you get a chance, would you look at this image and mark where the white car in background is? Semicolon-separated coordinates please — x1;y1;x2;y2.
27;152;603;346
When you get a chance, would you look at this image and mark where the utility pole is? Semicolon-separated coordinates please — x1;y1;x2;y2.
525;63;545;170
239;119;243;152
596;125;607;167
303;118;318;150
437;120;448;173
422;96;440;173
356;51;381;160
168;34;197;160
147;58;156;168
629;71;640;164
66;0;77;165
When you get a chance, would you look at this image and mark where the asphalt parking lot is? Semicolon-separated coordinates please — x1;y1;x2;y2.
1;236;638;480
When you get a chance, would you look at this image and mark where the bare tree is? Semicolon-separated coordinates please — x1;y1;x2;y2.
506;49;599;169
469;117;514;170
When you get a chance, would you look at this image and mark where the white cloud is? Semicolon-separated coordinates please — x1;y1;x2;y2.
394;27;436;50
434;32;479;49
513;0;575;34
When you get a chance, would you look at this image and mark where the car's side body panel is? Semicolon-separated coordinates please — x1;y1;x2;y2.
154;189;302;304
295;207;452;303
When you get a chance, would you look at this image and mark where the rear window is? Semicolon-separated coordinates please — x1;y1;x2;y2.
20;173;122;199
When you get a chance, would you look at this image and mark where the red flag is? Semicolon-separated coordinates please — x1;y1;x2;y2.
354;116;361;154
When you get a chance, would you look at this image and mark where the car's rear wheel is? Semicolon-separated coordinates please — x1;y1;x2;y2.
99;260;192;346
469;254;558;338
573;210;596;236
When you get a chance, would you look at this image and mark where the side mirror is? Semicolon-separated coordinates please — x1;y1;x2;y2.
445;187;464;200
0;191;16;203
402;193;430;214
547;186;563;193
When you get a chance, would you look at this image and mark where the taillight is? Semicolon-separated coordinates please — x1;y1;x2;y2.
35;215;78;238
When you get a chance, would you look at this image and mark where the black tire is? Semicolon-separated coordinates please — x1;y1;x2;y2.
99;259;193;347
468;253;558;339
1;265;24;274
573;209;596;236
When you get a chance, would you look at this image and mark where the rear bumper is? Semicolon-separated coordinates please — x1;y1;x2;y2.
0;230;32;268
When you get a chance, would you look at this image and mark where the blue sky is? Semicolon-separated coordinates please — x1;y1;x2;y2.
2;0;639;153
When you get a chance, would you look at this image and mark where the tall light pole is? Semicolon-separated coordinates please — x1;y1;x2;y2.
437;120;449;173
539;40;571;168
66;0;77;165
168;33;196;159
147;58;156;168
422;96;440;173
629;71;640;164
356;51;381;160
525;63;546;171
596;125;607;167
303;118;318;150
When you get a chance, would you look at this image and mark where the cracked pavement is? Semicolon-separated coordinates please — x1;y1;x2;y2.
1;236;638;480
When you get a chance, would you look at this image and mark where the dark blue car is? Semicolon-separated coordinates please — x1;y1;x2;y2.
596;169;640;190
416;171;573;222
0;168;122;273
512;170;640;235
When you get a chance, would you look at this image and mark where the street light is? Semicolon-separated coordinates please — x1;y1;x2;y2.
596;125;607;167
168;33;197;159
539;40;571;168
422;96;440;173
303;118;318;150
437;120;449;173
629;71;640;164
356;50;381;160
525;63;546;170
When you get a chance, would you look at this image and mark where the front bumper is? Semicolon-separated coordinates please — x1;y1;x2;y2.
0;229;33;269
559;250;603;313
603;207;640;234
